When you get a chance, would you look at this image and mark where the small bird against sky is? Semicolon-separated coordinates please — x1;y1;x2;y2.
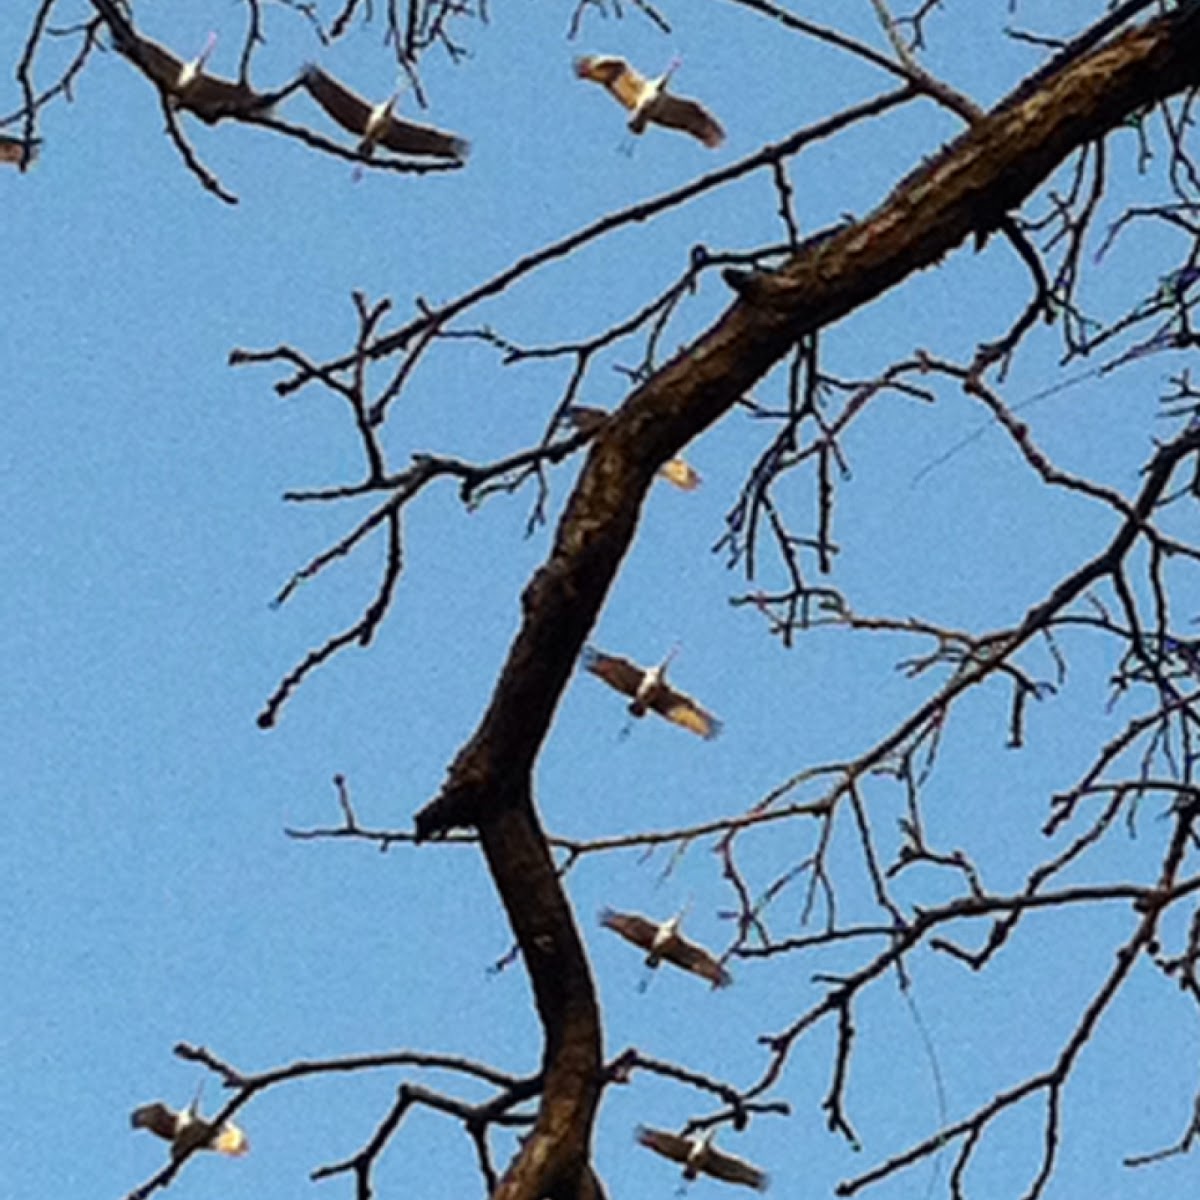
574;55;725;148
302;66;469;161
601;906;732;988
0;135;38;169
91;0;298;124
582;646;721;739
636;1126;769;1191
562;405;701;491
130;1099;249;1160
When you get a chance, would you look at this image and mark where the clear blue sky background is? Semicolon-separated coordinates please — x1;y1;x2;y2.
3;2;1197;1198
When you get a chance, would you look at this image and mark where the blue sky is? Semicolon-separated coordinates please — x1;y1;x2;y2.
3;2;1199;1198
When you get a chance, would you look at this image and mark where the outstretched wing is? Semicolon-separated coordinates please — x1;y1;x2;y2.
574;55;648;113
378;114;468;160
582;647;646;701
600;908;659;952
303;65;374;136
650;684;721;739
704;1145;770;1191
651;93;725;147
210;1121;250;1156
131;1102;180;1142
636;1125;691;1166
658;457;701;490
665;932;732;987
562;405;609;436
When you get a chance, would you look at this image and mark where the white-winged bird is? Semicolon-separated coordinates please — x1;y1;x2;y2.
636;1126;768;1191
92;0;297;124
582;646;721;739
574;55;724;148
131;1100;249;1160
562;406;701;491
302;66;468;161
601;907;732;988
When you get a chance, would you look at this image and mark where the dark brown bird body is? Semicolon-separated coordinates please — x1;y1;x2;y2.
574;55;725;147
582;647;720;738
637;1126;768;1190
601;908;731;987
131;1101;249;1159
91;0;293;123
302;66;468;161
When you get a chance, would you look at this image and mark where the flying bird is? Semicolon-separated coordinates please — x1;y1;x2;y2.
131;1100;249;1160
574;55;725;148
92;0;297;123
601;907;732;988
0;135;38;169
562;406;701;491
637;1126;768;1191
302;66;469;161
582;646;721;739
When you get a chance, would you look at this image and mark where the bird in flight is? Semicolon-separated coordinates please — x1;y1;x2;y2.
561;406;701;491
91;0;297;123
561;408;700;492
574;54;725;148
131;1099;249;1160
302;66;469;161
636;1126;769;1191
601;906;732;988
582;646;721;739
0;135;38;169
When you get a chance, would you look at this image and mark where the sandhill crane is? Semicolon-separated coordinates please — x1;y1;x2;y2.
302;66;468;161
0;135;38;168
130;1100;249;1160
601;907;732;987
562;406;701;491
637;1127;768;1191
582;646;721;739
91;0;297;123
574;55;724;148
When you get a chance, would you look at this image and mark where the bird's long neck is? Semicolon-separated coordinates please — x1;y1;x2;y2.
179;32;216;87
655;56;682;92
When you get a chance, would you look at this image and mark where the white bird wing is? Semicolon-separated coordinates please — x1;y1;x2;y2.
704;1145;770;1191
574;56;648;114
650;93;725;147
636;1125;692;1166
582;647;647;702
664;930;732;987
650;683;722;739
210;1120;250;1156
600;908;659;952
658;457;701;490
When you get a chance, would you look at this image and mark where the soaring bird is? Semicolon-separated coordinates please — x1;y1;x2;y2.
91;0;296;123
562;406;701;491
131;1100;249;1160
637;1126;769;1191
0;135;38;169
582;646;721;739
574;55;724;148
302;66;468;161
601;907;732;987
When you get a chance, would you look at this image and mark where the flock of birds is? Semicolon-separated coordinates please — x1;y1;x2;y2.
1;6;727;171
92;7;753;1189
131;644;762;1188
